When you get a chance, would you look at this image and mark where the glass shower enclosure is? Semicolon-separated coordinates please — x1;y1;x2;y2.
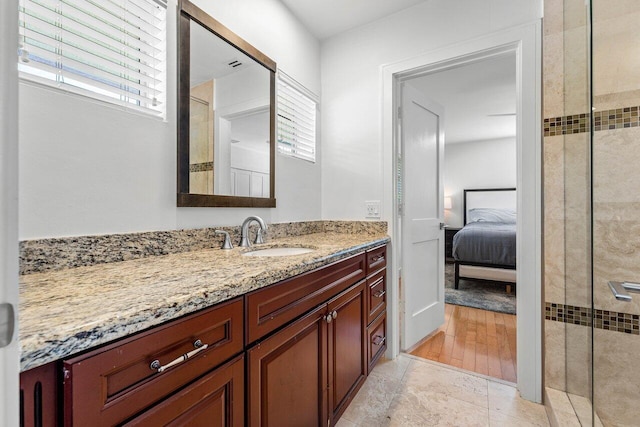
545;0;640;425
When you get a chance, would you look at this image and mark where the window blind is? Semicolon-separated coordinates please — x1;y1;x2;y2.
18;0;167;116
277;72;317;163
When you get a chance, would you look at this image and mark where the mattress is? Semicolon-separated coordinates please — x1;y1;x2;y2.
452;221;516;267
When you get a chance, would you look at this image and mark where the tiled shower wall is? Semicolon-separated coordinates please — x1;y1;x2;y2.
543;0;640;425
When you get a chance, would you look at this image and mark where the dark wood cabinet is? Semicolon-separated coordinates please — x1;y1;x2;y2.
247;281;366;427
20;244;388;427
327;281;367;424
20;361;59;427
367;311;387;374
124;354;244;427
245;253;366;344
63;297;243;426
247;305;328;427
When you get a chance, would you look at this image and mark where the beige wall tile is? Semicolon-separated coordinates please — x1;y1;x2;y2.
543;135;565;220
592;127;640;314
565;323;591;397
563;26;590;116
543;0;563;36
592;0;638;23
544;32;565;118
562;0;587;32
593;328;640;426
544;219;565;304
593;11;640;101
189;171;211;194
544;320;566;391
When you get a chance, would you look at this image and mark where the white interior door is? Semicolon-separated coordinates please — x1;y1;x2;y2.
401;82;445;350
1;0;20;424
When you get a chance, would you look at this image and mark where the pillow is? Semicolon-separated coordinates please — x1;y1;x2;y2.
467;208;516;224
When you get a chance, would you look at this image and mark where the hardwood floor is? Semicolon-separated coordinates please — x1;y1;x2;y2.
409;304;517;383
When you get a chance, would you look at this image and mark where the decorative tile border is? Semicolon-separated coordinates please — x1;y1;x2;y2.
19;220;388;275
189;162;213;172
543;105;640;136
545;302;639;335
593;106;640;131
544;113;590;136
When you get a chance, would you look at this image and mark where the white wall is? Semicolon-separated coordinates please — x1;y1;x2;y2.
320;0;542;220
444;138;516;227
19;0;321;239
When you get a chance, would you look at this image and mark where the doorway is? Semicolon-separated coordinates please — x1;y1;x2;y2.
382;23;542;401
402;54;518;383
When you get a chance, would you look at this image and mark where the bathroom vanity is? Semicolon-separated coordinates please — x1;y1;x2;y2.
19;230;388;426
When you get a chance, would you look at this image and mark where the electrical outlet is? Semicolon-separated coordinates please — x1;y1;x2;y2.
365;200;381;219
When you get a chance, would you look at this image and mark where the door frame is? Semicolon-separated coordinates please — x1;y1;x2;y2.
381;21;542;402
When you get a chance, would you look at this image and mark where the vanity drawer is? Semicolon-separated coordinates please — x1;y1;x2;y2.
366;245;387;275
367;312;387;374
367;269;386;324
63;297;243;426
124;354;244;427
245;253;366;344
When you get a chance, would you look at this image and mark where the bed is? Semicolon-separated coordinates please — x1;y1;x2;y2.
452;188;517;291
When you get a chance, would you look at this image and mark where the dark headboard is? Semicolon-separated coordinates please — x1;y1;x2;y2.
463;188;517;224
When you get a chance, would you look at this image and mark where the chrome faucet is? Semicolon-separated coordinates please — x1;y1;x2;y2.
239;216;267;247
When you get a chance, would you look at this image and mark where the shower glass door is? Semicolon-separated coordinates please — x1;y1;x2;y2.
590;0;640;425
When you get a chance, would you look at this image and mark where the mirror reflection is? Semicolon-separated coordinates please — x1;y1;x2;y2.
188;19;271;197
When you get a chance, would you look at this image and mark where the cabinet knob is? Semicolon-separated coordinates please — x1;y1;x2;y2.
325;314;332;324
331;310;338;320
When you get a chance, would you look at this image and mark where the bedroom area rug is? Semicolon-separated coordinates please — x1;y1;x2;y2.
444;263;516;315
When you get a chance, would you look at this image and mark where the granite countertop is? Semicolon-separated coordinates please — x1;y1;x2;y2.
19;232;389;371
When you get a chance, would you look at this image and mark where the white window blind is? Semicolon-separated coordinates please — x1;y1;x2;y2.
18;0;167;116
277;72;317;163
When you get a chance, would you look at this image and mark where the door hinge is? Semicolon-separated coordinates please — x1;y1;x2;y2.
397;106;402;119
0;303;15;348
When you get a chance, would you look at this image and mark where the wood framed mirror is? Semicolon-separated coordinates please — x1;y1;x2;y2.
178;0;276;207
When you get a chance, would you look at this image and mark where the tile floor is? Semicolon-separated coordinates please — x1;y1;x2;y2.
336;354;550;427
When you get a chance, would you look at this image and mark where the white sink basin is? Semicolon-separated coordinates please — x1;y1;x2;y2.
243;247;315;257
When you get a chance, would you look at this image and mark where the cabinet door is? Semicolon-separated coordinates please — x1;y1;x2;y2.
247;305;328;427
124;355;244;427
20;362;58;427
327;281;367;425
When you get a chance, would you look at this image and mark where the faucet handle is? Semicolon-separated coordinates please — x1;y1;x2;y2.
214;230;233;250
254;228;265;245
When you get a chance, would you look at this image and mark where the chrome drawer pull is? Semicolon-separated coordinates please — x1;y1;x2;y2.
371;255;383;262
372;335;386;346
149;340;209;373
373;290;386;298
608;281;640;302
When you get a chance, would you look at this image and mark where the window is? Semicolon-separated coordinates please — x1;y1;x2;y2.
277;72;318;162
18;0;167;116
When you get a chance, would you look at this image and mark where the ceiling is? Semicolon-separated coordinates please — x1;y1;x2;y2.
407;53;516;144
279;0;427;40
